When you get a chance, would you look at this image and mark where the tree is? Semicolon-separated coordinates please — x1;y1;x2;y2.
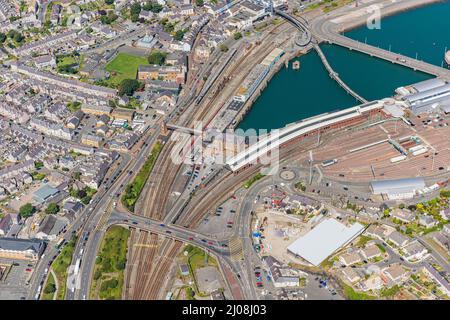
7;30;24;43
0;32;6;43
73;172;81;181
100;11;118;24
19;203;35;218
45;203;60;215
174;30;185;41
195;0;204;6
130;13;140;22
81;195;92;205
233;32;242;40
34;160;44;169
118;79;141;96
44;283;56;294
130;2;142;15
105;0;114;4
115;259;126;270
220;44;229;52
143;1;162;13
147;50;166;65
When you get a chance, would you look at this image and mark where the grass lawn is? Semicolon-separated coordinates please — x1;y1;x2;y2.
91;226;130;300
49;237;76;300
376;243;386;253
121;141;163;212
343;283;376;300
243;173;265;189
57;55;77;67
182;245;218;296
105;53;150;87
357;235;373;247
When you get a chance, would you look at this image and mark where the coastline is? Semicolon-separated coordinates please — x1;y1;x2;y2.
337;0;443;33
233;0;445;131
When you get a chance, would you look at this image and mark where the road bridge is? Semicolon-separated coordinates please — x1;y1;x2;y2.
273;9;312;47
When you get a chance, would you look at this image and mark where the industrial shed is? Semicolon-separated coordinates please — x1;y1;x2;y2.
411;78;447;93
287;218;365;266
370;177;426;199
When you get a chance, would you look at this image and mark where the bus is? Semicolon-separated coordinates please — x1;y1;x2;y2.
55;238;65;249
74;259;81;275
321;159;338;167
35;285;42;300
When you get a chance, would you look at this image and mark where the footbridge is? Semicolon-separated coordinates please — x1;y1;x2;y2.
274;9;367;103
314;44;368;103
166;123;202;135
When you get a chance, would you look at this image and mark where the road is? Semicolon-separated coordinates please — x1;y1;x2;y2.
27;151;132;300
74;209;248;300
69;126;162;300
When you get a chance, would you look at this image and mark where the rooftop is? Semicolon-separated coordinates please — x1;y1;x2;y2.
287;218;365;266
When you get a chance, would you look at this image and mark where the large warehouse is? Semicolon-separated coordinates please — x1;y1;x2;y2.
370;177;426;200
287;218;365;266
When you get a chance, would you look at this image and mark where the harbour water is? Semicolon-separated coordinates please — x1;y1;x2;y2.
345;0;450;67
237;1;449;131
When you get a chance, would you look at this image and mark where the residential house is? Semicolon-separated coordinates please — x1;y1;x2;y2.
360;245;382;261
390;208;415;223
387;231;410;248
382;264;409;285
418;215;437;228
339;252;362;267
341;267;361;284
401;240;429;262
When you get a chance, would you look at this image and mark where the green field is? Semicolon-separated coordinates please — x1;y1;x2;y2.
182;245;218;296
121;141;163;212
46;237;76;300
41;272;56;300
105;53;150;87
91;226;130;300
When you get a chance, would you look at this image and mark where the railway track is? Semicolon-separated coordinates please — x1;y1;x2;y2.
135;23;294;222
179;138;317;228
146;239;182;299
124;230;159;299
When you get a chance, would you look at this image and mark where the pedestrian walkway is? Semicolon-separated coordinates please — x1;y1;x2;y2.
229;237;244;261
